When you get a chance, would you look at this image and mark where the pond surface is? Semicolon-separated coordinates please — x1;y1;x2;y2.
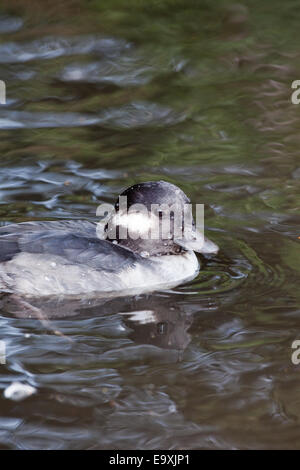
0;0;299;449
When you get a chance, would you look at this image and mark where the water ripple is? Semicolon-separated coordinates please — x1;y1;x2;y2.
0;36;130;63
0;102;185;130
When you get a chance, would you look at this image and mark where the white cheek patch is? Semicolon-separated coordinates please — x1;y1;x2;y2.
111;211;158;240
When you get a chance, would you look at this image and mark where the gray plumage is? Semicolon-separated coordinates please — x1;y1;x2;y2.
0;220;141;271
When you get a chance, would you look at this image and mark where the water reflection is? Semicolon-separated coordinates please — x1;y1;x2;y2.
1;293;193;354
0;36;129;63
0;15;23;34
0;102;185;130
0;0;300;450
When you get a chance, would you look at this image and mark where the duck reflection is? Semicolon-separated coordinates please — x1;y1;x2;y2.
119;300;192;351
1;293;193;352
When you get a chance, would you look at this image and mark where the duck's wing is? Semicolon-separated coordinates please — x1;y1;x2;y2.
0;221;140;271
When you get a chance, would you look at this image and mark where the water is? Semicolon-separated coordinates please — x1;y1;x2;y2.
0;0;299;449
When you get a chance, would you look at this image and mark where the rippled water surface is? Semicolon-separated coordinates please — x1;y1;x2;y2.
0;0;299;449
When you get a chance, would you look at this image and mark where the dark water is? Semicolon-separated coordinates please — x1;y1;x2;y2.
0;0;299;449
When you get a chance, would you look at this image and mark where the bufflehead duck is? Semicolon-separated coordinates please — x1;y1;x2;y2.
0;180;218;297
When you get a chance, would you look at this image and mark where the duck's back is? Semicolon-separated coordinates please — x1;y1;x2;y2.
0;220;143;296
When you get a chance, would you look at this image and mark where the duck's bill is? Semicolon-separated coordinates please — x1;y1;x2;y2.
175;230;219;254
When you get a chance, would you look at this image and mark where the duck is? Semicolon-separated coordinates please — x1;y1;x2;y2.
0;180;218;298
